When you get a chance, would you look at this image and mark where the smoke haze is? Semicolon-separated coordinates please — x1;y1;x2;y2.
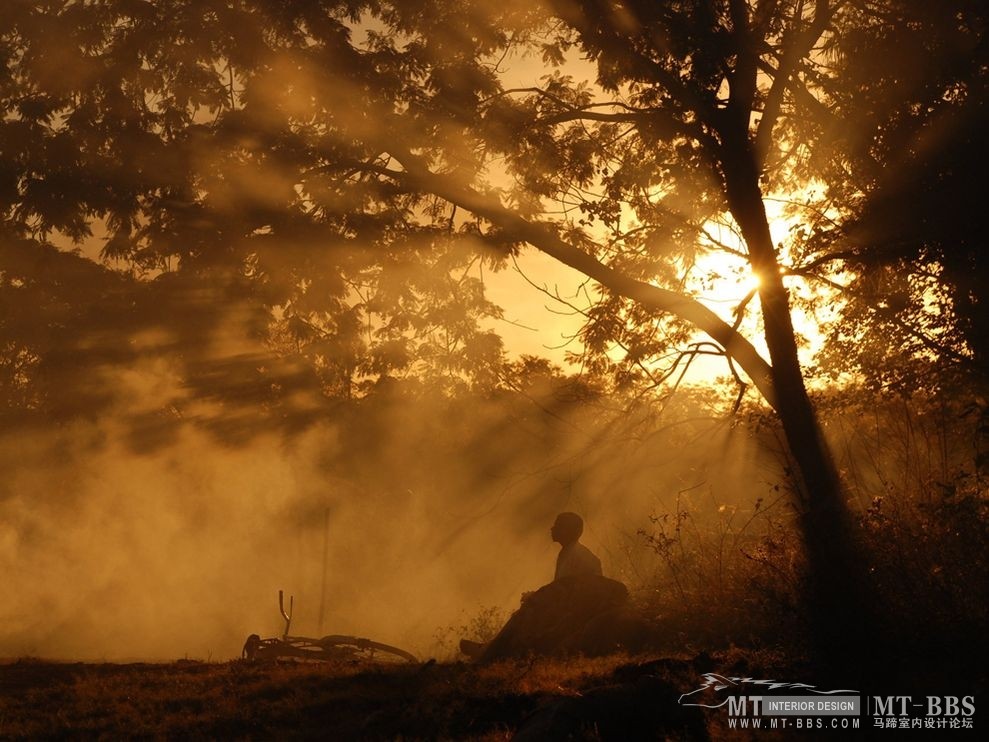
0;358;780;661
0;0;795;662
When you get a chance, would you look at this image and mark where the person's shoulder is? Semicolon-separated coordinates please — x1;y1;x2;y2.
577;542;600;559
576;542;602;567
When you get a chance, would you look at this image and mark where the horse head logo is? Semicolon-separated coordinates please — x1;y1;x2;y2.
678;673;858;708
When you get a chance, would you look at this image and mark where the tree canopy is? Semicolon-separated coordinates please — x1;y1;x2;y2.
3;1;985;412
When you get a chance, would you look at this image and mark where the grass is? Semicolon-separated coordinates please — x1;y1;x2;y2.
0;651;798;740
1;629;984;739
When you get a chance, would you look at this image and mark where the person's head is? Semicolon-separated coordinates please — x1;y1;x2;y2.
550;512;584;546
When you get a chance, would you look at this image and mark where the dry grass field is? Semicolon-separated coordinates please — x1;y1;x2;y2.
0;651;778;740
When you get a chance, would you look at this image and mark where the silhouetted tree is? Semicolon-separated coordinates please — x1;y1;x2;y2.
4;0;982;672
795;0;989;387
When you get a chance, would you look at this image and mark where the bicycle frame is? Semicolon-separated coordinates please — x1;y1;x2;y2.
242;590;417;664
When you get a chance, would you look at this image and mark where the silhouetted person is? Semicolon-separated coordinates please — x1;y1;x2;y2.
462;512;638;661
551;511;602;581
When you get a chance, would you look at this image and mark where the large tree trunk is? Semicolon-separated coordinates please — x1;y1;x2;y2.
391;137;880;676
721;136;879;680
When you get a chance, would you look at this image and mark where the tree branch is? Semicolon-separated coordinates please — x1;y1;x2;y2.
755;0;834;166
365;147;779;408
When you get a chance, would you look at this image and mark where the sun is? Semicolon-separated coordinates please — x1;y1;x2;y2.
689;215;763;308
677;205;837;385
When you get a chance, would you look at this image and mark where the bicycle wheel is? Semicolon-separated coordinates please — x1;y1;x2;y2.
315;635;417;663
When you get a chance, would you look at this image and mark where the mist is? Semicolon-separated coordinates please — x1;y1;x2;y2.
0;2;801;665
0;342;782;661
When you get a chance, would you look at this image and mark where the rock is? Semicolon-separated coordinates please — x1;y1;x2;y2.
479;575;655;662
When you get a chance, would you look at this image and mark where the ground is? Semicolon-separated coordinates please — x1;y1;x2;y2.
5;649;982;739
0;651;802;740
